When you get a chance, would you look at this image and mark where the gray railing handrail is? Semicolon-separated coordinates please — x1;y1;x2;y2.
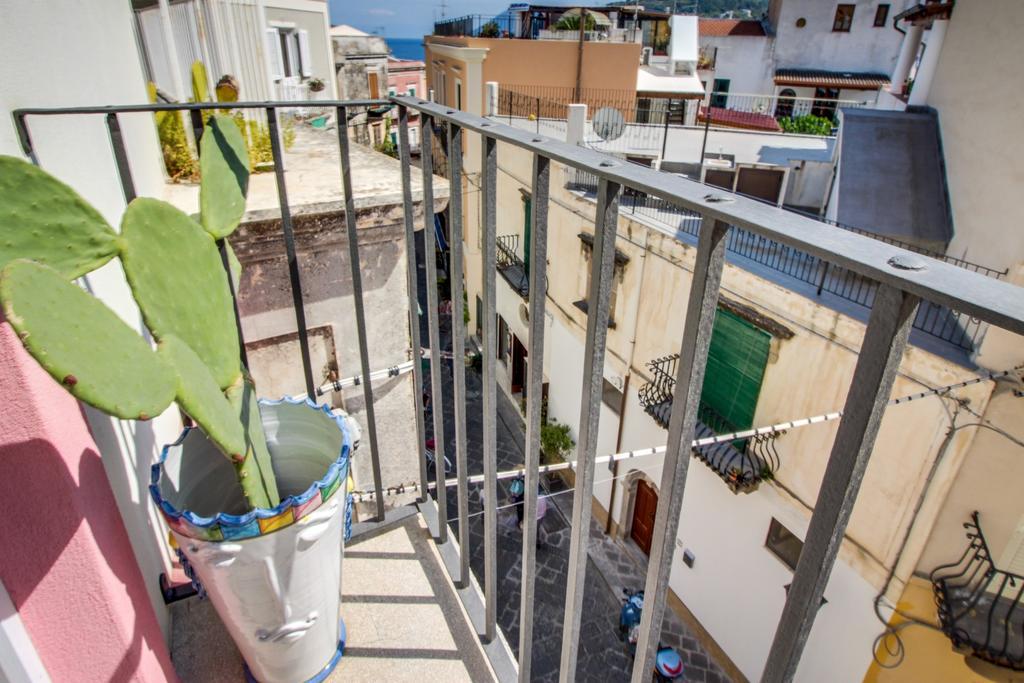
12;99;389;116
393;95;1024;336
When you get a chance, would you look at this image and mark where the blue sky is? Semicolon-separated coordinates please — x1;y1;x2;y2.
328;0;585;38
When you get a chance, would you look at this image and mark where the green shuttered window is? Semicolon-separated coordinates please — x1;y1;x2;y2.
699;308;770;432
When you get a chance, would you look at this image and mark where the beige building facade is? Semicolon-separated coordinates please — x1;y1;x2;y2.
441;1;1024;680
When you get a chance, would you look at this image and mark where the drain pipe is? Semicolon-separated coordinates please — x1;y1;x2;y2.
871;400;968;664
604;234;650;537
605;374;630;536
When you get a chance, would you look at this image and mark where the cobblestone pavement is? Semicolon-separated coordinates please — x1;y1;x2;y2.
416;235;731;682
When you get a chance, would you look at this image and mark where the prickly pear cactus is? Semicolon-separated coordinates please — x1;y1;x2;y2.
215;75;240;104
159;334;245;460
0;259;176;420
0;156;121;279
226;375;280;509
120;198;241;390
191;61;210;104
199;115;250;239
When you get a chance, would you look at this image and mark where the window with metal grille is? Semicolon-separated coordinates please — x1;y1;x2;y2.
698;308;770;432
833;4;855;32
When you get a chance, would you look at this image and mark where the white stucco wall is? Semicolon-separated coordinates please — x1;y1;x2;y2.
0;0;179;638
772;0;912;75
699;34;774;96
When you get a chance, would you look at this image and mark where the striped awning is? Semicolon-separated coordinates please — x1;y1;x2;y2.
774;69;889;90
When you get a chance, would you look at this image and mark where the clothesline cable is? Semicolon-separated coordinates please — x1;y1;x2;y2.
349;367;1019;502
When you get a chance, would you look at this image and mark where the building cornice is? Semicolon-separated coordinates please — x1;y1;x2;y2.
426;42;489;63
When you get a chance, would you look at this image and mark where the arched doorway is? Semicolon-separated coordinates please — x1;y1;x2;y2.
630;479;658;555
774;88;796;119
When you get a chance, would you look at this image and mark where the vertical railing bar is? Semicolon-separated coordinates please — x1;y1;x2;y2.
106;112;137;203
420;113;448;542
631;218;729;682
266;106;315;398
518;153;550;682
337;105;385;521
189;110;205;166
13;112;38;165
397;106;430;504
559;176;621;682
480;133;499;642
762;283;919;683
447;122;471;586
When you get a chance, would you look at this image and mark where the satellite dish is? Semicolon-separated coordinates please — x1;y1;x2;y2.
593;107;626;141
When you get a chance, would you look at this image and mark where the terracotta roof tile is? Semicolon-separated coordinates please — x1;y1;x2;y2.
699;19;766;37
774;69;889;89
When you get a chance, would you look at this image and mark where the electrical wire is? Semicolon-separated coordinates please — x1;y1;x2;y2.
350;367;1021;502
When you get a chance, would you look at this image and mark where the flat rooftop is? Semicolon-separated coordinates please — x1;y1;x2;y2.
164;121;449;222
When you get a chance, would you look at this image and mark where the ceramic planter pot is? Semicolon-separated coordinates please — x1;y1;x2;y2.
151;397;352;683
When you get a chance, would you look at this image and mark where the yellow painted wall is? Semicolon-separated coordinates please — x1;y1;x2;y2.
865;577;996;683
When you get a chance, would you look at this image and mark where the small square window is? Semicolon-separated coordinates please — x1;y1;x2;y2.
833;4;855;32
766;518;803;571
873;4;890;27
602;378;623;415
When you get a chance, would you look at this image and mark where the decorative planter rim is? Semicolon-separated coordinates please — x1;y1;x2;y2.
149;396;351;542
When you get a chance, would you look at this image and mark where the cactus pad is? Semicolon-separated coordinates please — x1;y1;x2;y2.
191;61;210;104
0;156;121;279
0;260;176;419
199;115;250;239
120;198;240;389
226;376;281;508
158;335;245;459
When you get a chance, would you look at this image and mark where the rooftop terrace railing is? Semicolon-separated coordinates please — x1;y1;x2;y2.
12;95;1024;683
567;169;1003;353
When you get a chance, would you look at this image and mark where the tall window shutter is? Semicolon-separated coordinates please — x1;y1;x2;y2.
265;28;283;80
699;309;770;431
297;29;312;77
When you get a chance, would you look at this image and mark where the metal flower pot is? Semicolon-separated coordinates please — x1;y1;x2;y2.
151;397;352;683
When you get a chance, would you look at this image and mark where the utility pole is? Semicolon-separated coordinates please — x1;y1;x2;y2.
574;9;586;102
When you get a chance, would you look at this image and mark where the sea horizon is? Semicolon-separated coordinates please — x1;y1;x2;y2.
386;37;425;61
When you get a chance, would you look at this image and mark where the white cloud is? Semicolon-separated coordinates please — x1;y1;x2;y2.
366;8;396;16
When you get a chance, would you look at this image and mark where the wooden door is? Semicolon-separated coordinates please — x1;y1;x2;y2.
631;480;657;555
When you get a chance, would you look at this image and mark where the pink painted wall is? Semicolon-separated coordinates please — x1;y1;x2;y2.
387;59;426;98
0;318;177;682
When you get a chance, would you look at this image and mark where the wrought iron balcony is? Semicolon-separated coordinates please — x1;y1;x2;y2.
638;354;781;492
931;512;1024;672
11;94;1024;683
496;233;530;297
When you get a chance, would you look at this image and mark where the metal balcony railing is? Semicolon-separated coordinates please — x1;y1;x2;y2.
496;234;529;297
637;354;781;492
931;512;1024;671
12;95;1024;683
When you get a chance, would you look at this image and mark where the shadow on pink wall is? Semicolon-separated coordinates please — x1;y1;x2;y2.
0;317;178;682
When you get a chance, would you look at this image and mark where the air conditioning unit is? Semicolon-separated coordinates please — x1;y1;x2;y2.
641;47;653;65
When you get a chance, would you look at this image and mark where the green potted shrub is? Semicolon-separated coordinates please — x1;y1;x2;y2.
0;115;353;683
541;417;575;487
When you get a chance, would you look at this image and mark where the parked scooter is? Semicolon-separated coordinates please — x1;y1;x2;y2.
619;589;686;681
